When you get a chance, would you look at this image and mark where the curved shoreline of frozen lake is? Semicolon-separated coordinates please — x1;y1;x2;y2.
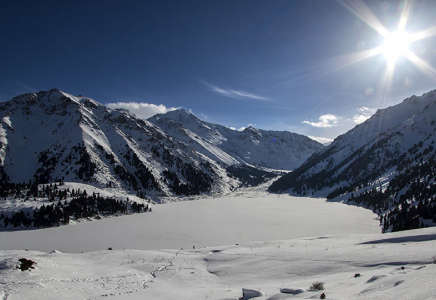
0;192;380;253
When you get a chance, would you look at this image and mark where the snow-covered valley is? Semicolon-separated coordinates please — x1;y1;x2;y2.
0;159;435;300
0;186;379;253
0;189;435;299
1;89;436;299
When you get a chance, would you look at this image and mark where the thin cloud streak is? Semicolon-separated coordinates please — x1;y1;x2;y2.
200;80;270;101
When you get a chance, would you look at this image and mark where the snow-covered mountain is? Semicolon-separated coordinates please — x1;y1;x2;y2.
269;89;436;232
0;89;322;204
149;109;324;170
0;89;232;200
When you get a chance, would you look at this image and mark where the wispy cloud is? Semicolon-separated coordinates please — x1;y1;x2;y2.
106;102;177;119
302;114;338;128
352;107;377;124
200;80;270;101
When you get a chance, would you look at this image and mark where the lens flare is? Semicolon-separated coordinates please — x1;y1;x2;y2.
381;31;412;64
335;0;436;103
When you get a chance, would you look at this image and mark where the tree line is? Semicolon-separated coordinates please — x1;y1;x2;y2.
0;181;150;230
343;156;436;232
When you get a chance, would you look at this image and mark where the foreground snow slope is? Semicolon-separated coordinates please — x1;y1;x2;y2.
1;227;435;299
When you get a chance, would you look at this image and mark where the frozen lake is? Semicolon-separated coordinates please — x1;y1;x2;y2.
0;189;380;253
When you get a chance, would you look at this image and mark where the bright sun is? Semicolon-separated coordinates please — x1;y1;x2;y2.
335;0;436;102
380;30;412;64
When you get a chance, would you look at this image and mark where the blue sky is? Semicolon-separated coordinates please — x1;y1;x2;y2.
1;0;436;143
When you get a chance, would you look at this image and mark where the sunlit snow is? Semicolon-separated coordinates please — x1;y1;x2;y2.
1;186;436;299
0;186;379;253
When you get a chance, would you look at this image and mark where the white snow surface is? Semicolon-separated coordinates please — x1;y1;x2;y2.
1;186;415;300
0;185;379;253
1;210;436;299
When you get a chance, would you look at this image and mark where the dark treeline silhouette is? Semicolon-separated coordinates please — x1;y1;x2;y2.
226;165;276;187
269;136;436;233
336;156;436;233
0;181;149;229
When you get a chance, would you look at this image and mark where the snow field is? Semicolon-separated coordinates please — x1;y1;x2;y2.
0;189;379;253
2;187;434;299
1;228;436;299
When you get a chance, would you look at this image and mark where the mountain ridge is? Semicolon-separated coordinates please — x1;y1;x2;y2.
148;109;324;170
0;89;322;203
269;89;436;232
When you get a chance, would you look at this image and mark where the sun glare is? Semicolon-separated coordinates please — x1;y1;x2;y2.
335;0;436;103
381;31;412;64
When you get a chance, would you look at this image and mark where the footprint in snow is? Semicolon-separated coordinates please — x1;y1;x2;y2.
280;288;304;295
365;275;387;283
394;280;404;286
266;294;295;300
240;288;264;300
266;288;305;299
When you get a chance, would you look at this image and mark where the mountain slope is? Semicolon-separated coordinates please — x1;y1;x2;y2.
0;89;320;206
269;90;436;232
0;89;239;200
148;109;324;170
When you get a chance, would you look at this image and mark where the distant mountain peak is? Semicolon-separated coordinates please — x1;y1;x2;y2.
177;107;191;114
243;126;261;134
149;109;324;170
